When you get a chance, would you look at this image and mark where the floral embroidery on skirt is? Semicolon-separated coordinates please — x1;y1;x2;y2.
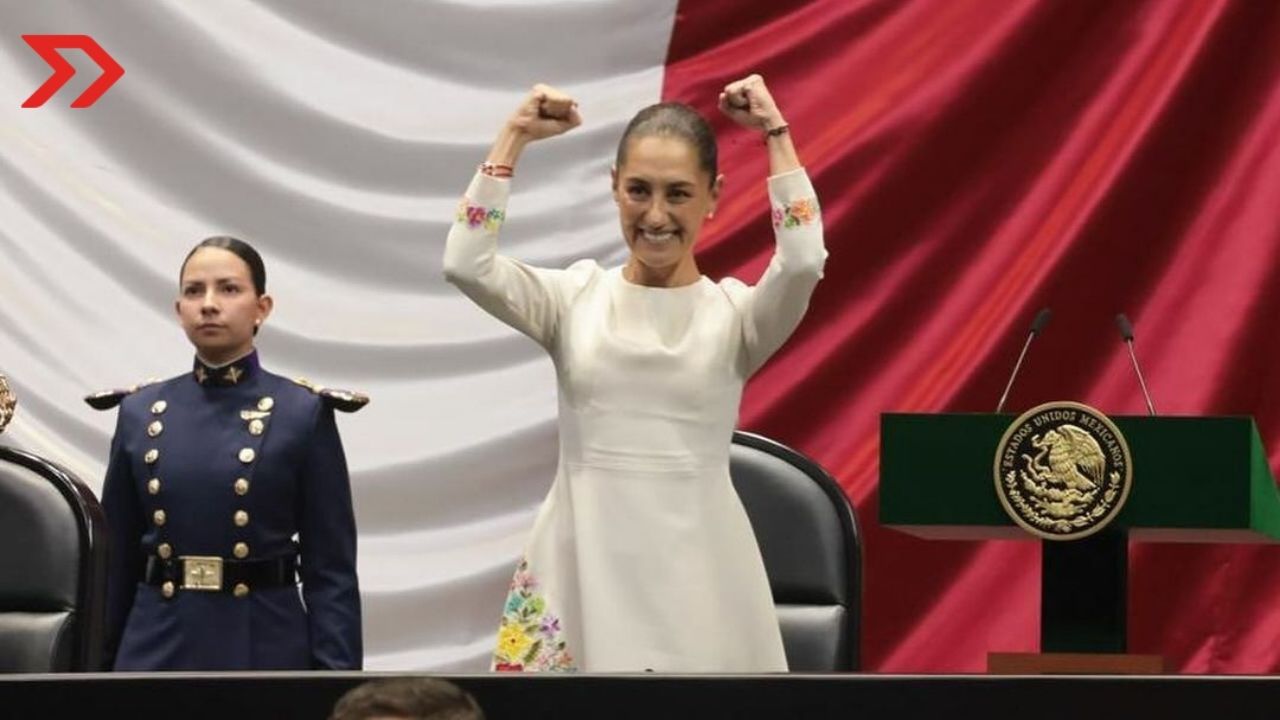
492;558;576;672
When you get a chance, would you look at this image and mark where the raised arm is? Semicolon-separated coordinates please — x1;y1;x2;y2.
483;83;582;174
718;74;801;177
442;85;586;349
719;75;827;374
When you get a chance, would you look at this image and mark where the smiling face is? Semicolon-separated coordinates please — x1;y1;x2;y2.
175;247;273;365
612;134;721;286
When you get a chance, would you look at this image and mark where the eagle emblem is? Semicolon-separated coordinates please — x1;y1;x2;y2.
994;401;1133;540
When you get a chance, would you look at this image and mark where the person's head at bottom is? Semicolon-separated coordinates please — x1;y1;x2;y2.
329;678;485;720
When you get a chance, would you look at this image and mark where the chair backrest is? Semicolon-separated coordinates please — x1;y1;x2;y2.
730;431;861;671
0;445;107;672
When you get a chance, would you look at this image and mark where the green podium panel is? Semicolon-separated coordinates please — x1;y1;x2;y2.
880;413;1280;653
881;414;1280;542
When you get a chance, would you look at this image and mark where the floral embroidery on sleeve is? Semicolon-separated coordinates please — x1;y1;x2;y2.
456;198;506;232
772;197;820;229
492;558;575;672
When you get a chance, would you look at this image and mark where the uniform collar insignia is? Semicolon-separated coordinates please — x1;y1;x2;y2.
193;350;261;388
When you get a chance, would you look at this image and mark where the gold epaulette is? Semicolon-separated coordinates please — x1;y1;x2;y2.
83;379;158;410
292;377;370;413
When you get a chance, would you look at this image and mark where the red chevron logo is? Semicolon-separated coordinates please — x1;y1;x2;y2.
21;34;124;108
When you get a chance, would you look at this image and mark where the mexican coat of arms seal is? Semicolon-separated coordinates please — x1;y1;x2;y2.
994;401;1133;540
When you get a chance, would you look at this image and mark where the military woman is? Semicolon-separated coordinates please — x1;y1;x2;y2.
89;236;364;670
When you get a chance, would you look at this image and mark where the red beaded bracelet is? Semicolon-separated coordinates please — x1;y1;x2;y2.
479;161;514;178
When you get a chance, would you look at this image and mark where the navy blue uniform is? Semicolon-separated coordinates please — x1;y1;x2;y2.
92;352;363;670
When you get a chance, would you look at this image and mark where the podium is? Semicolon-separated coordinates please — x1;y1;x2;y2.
880;413;1280;666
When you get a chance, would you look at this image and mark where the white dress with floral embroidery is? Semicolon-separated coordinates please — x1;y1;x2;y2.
444;169;826;672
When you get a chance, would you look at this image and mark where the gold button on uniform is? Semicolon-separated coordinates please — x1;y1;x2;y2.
234;510;249;527
153;509;167;526
147;420;164;438
233;583;249;598
151;400;167;415
233;542;249;559
257;397;274;412
239;448;256;463
161;581;175;598
147;478;161;495
234;478;250;496
144;449;159;465
248;419;265;436
157;543;172;559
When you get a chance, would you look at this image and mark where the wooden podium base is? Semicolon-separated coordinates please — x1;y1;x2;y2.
988;652;1164;674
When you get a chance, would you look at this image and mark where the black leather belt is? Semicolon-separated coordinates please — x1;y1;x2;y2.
144;553;297;593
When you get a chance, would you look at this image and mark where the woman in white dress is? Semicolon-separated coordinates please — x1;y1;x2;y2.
444;75;826;672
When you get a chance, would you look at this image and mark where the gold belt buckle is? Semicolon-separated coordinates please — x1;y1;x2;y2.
181;556;224;591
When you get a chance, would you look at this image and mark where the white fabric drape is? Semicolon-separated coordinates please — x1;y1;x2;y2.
0;0;679;670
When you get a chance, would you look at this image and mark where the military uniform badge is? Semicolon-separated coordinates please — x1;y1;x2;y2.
292;377;370;413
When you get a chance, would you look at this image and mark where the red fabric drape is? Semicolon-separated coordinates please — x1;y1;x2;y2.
663;0;1280;673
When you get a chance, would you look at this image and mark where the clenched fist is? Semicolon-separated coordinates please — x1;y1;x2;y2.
506;83;583;141
718;74;786;132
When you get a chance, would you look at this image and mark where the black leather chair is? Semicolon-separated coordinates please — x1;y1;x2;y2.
0;445;108;672
730;431;861;671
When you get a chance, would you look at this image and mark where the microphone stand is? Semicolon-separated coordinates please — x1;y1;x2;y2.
996;308;1051;414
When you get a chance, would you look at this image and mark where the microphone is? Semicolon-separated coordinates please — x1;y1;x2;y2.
1115;313;1157;416
995;307;1052;414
